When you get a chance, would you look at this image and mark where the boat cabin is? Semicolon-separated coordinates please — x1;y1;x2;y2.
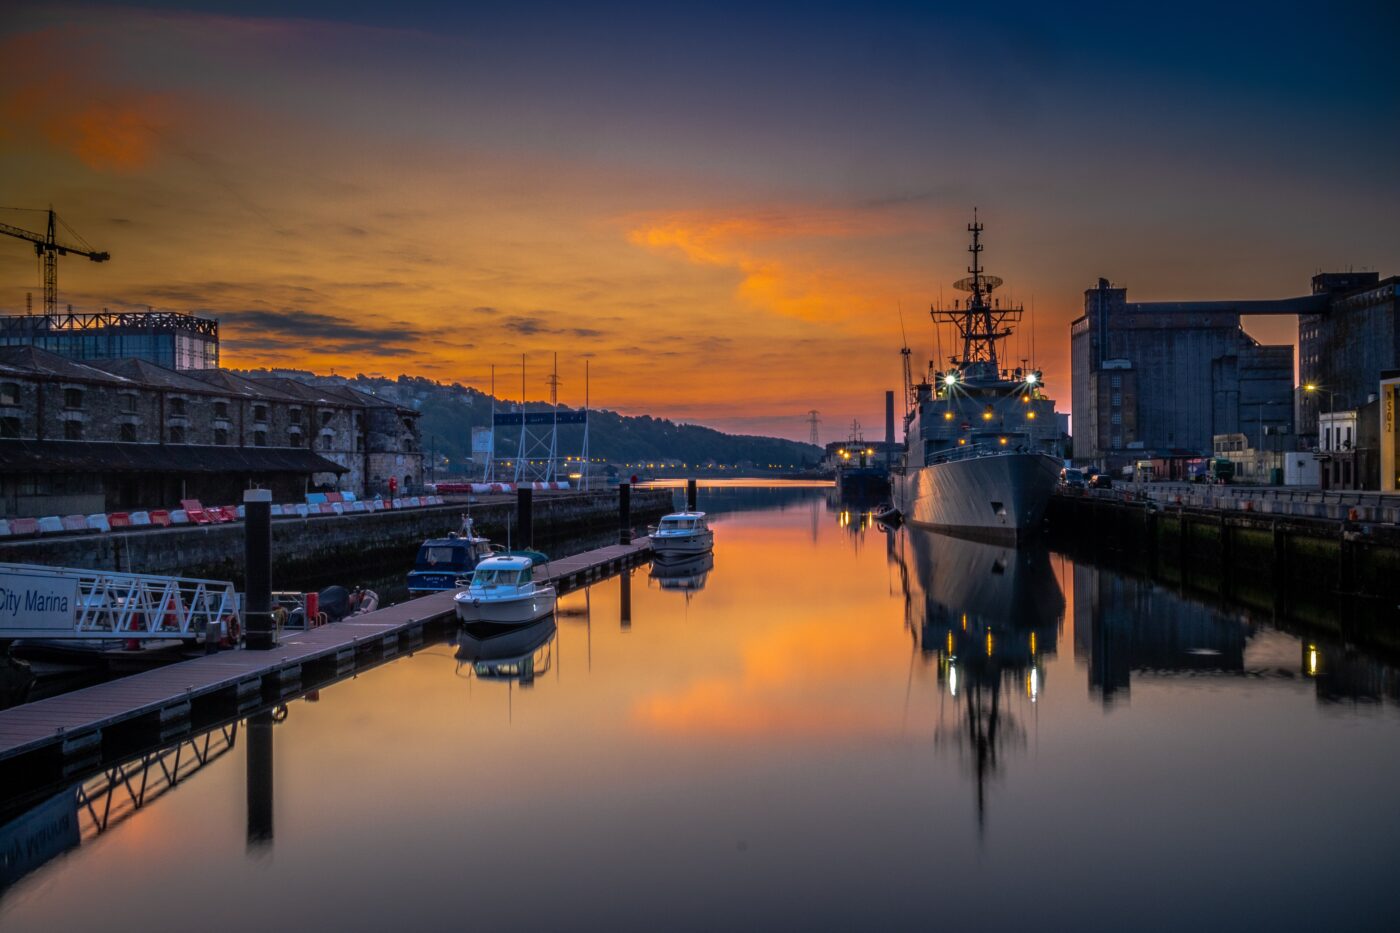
656;511;708;533
467;556;541;592
413;535;491;574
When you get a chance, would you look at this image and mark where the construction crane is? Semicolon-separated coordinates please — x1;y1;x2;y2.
0;208;110;317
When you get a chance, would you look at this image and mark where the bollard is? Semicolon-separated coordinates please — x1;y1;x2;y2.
243;489;274;650
305;591;320;628
246;709;274;847
517;486;534;550
686;478;698;512
619;483;631;544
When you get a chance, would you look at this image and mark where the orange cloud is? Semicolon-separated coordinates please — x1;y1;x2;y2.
0;28;177;172
627;207;929;323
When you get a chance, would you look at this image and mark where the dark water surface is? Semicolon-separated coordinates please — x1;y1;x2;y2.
2;483;1397;932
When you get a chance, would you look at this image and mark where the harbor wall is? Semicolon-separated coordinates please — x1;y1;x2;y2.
1047;490;1400;638
0;488;674;583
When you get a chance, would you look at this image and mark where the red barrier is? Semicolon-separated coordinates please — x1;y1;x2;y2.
179;499;212;524
9;518;38;536
108;512;131;528
149;510;172;527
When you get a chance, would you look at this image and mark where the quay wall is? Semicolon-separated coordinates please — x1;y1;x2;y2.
1047;489;1400;637
0;488;674;583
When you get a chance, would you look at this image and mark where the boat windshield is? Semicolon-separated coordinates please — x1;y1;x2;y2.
415;545;466;570
473;568;527;586
662;519;698;530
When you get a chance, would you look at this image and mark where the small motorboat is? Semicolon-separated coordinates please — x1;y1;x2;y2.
453;554;556;627
407;520;496;593
650;510;714;558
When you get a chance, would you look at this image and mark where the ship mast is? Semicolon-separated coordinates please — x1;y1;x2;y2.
931;211;1021;372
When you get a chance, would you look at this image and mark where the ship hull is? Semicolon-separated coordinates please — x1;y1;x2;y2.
893;451;1061;544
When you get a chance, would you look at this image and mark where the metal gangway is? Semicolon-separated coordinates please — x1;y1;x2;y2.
0;563;240;642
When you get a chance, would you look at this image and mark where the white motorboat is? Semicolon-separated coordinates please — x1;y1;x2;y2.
453;554;556;627
650;510;714;557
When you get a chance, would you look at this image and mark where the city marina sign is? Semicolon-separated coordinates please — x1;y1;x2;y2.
0;569;78;633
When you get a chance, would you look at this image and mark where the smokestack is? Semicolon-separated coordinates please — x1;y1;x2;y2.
885;391;895;445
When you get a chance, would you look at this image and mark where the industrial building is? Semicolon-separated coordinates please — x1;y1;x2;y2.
0;309;219;370
1070;278;1307;468
1298;273;1400;436
0;347;421;518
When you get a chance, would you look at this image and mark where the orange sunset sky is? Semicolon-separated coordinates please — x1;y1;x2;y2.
2;3;1397;442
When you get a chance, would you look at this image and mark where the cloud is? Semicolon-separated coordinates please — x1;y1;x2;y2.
0;28;181;173
499;313;606;338
218;308;423;342
627;204;930;323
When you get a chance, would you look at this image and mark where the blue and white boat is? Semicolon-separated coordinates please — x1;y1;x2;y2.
406;520;495;593
453;554;556;627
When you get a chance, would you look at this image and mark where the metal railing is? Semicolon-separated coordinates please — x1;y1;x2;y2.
0;563;240;641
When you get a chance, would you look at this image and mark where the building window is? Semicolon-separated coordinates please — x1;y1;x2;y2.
253;405;268;422
119;423;137;442
169;397;187;416
1325;428;1332;450
290;431;304;448
1110;393;1121;406
0;382;19;406
1;417;21;438
169;425;185;443
320;434;333;450
1110;434;1122;448
64;388;83;409
121;394;137;413
289;407;302;424
320;410;333;427
214;427;228;446
1111;413;1122;425
213;400;229;419
1345;427;1352;448
1110;375;1122;389
65;420;83;440
254;430;267;447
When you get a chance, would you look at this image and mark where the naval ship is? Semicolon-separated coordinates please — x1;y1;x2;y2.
891;216;1062;543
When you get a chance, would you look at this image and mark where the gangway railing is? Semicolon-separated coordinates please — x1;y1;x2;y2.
0;563;240;641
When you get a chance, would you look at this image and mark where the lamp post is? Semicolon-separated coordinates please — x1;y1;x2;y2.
1304;384;1338;489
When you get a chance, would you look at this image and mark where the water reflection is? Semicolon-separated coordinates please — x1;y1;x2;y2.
1073;566;1249;706
455;617;558;686
896;528;1064;827
649;552;714;593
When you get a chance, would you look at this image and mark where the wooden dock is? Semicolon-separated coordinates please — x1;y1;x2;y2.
0;537;652;792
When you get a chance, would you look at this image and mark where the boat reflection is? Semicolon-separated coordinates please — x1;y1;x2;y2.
896;528;1064;829
649;552;714;593
455;617;557;687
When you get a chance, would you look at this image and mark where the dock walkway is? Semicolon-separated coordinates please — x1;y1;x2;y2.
0;538;652;780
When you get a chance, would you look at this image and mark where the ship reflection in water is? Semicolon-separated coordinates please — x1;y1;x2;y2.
455;617;557;689
649;552;714;593
896;528;1063;827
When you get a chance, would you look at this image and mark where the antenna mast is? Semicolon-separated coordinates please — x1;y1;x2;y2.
930;210;1021;371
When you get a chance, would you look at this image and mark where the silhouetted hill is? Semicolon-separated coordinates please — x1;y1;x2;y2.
235;370;822;474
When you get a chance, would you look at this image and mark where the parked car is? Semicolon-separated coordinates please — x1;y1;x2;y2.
1059;468;1087;489
1088;473;1113;489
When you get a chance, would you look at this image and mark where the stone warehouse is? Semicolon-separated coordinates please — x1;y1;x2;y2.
0;346;422;518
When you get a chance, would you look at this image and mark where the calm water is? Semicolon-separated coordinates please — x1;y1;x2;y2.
2;483;1398;932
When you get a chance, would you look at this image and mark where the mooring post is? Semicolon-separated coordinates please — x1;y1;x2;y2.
246;709;274;848
517;486;534;551
243;488;274;650
619;482;631;544
686;478;698;512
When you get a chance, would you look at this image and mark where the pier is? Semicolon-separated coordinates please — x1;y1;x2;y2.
0;537;654;802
